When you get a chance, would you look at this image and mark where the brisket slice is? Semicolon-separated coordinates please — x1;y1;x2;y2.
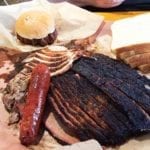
44;110;80;144
80;54;150;96
47;71;142;146
50;89;104;140
72;54;150;117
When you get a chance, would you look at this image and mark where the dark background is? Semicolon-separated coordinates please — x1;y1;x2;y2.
0;0;150;11
84;0;150;11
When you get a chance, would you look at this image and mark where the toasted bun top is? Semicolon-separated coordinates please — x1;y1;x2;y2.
15;10;55;39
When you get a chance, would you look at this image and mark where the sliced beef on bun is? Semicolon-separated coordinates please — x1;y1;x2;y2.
15;10;57;46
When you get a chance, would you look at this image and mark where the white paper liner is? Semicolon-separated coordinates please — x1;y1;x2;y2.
0;0;103;52
0;1;149;150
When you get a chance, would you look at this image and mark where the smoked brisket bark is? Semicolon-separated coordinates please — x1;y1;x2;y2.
72;54;150;129
48;71;138;146
77;54;150;96
49;76;108;144
50;92;106;142
47;53;149;146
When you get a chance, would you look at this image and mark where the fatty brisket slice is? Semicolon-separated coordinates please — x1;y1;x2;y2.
72;54;150;128
47;70;149;146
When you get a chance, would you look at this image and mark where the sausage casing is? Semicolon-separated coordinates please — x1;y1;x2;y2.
20;64;50;145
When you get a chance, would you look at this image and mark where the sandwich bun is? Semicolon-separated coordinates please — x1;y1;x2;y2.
15;10;57;46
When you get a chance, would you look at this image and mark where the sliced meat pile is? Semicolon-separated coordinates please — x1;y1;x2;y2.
2;48;81;125
46;54;150;146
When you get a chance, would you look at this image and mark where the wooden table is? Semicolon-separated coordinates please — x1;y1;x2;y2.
97;11;150;21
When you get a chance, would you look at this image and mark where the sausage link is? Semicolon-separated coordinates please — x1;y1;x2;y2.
19;64;50;145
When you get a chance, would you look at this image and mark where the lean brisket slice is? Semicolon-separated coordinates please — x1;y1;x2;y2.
46;54;150;146
44;110;80;144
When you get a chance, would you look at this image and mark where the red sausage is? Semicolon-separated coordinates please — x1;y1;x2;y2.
19;64;50;145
